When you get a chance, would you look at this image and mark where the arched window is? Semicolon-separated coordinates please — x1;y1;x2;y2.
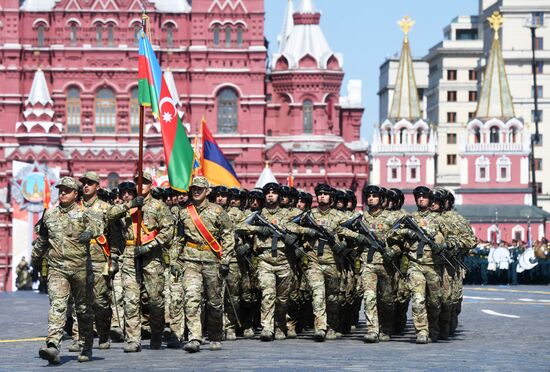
66;87;81;133
509;127;518;143
166;24;174;47
382;129;391;144
133;24;141;46
399;128;408;144
416;129;423;144
96;24;103;46
107;24;115;46
213;26;220;47
225;27;232;48
236;26;244;48
406;157;421;182
69;23;78;46
489;126;500;143
37;25;45;47
107;172;119;190
95;88;116;133
474;127;481;143
303;99;313;133
217;88;238;133
130;88;139;133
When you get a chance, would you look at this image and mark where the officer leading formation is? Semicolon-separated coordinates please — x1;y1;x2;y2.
31;172;478;364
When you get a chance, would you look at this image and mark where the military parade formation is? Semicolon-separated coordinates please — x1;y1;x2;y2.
31;172;478;365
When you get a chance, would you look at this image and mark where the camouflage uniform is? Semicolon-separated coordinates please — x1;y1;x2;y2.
108;215;127;338
32;177;104;356
301;208;359;336
338;209;359;334
395;209;446;341
224;206;245;337
359;209;400;339
167;204;186;342
107;192;174;347
177;196;234;344
237;206;299;337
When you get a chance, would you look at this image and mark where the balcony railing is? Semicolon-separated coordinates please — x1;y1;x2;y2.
462;142;526;152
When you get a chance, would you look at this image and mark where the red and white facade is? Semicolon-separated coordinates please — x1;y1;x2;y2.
0;0;367;290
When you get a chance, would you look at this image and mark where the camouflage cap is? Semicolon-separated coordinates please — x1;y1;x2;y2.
55;176;79;191
191;176;209;189
79;171;100;184
134;171;153;184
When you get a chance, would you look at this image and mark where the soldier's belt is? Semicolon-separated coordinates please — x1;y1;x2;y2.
186;242;211;251
126;229;159;246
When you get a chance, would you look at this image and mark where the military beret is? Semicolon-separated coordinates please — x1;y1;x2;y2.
79;171;100;184
55;176;79;191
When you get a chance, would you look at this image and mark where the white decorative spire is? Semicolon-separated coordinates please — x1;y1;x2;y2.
278;0;295;53
26;69;52;106
255;162;278;188
154;0;191;13
272;0;342;70
475;11;515;119
389;16;422;121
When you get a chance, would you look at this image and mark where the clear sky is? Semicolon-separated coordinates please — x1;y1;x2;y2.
264;0;479;141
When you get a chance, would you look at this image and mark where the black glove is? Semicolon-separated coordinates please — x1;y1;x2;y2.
355;234;369;246
333;242;347;255
236;243;251;257
134;245;152;257
383;249;396;262
303;228;318;238
284;233;299;247
256;226;272;237
219;263;230;278
31;258;42;274
431;242;446;255
129;196;144;209
78;230;93;244
108;260;119;278
170;264;182;277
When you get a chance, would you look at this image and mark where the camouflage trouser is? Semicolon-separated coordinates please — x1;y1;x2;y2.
286;272;302;334
451;266;465;334
71;262;111;342
47;268;93;351
121;246;165;344
164;266;171;324
406;261;442;339
169;258;185;339
111;270;125;329
338;269;357;333
257;260;292;334
393;270;410;335
439;264;456;339
240;262;259;332
305;261;341;333
224;261;243;333
183;260;223;342
361;262;395;336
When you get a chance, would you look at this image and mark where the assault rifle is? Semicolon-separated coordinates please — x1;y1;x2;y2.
342;215;404;277
396;215;456;270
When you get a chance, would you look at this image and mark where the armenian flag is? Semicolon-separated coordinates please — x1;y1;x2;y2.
138;32;162;117
201;118;241;187
158;75;195;192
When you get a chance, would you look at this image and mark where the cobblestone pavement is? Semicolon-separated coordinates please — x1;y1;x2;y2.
0;285;549;371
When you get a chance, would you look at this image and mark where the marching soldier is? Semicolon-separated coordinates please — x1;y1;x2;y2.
107;173;174;352
33;176;105;364
177;177;235;353
294;184;365;341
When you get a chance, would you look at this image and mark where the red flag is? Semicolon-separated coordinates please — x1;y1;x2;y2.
43;175;51;209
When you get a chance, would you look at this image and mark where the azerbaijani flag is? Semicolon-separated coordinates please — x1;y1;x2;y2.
201;118;241;187
158;76;195;192
138;32;162;118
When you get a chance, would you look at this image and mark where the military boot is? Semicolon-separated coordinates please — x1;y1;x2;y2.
98;334;111;350
416;334;429;344
166;332;182;349
274;328;286;341
77;349;92;363
260;329;273;342
378;333;391;342
110;327;125;343
243;328;255;339
363;333;379;343
150;333;162;350
67;340;81;352
184;340;201;353
325;329;337;341
39;344;60;365
287;329;297;339
313;330;326;342
226;329;237;341
209;341;222;351
123;342;142;353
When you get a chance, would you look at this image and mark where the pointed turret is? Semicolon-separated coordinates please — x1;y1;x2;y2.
475;11;515;119
389;16;422;121
277;0;294;53
272;0;342;70
154;0;191;13
26;69;52;107
20;0;56;11
255;162;278;188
